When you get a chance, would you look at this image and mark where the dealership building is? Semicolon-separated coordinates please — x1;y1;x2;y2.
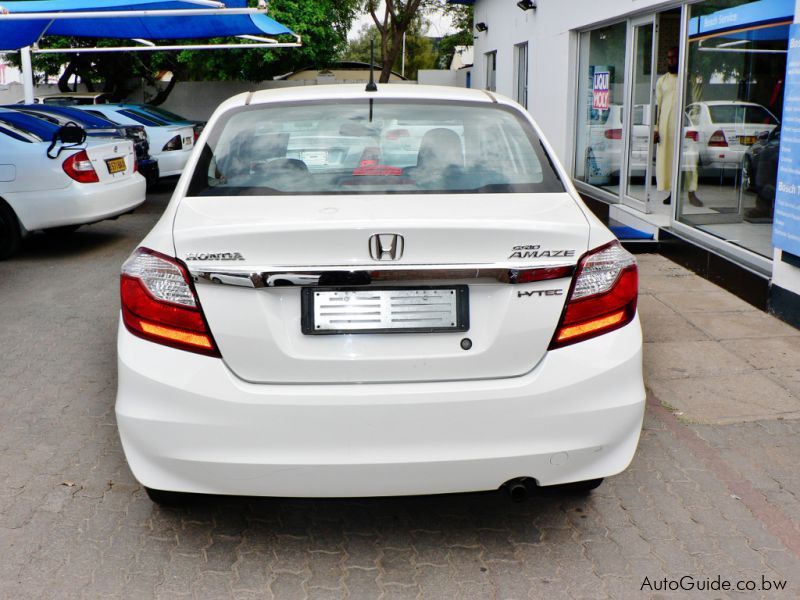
453;0;800;326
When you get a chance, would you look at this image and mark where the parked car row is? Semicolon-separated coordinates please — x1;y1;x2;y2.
583;100;779;186
0;96;203;258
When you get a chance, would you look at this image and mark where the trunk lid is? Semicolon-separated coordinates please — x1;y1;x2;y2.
83;139;137;183
173;193;590;383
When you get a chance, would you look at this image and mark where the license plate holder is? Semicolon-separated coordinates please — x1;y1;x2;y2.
301;286;469;335
105;157;126;174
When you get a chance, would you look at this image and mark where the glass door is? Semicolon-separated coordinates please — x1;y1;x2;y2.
623;18;657;212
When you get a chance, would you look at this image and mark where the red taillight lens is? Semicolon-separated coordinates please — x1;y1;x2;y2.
685;130;699;142
386;129;410;140
550;241;638;349
62;150;99;183
604;128;623;140
708;130;728;147
120;248;220;357
132;158;139;173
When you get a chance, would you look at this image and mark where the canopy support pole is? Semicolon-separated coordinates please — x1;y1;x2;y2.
20;46;34;103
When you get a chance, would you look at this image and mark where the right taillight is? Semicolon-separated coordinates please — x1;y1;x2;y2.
120;248;220;357
549;241;638;349
708;129;728;147
162;135;182;151
685;130;699;142
63;150;99;183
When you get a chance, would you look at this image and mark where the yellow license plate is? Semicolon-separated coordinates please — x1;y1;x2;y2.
105;157;126;174
739;136;756;146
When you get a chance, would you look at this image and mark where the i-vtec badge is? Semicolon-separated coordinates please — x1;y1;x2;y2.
185;252;245;261
508;245;576;259
518;289;563;297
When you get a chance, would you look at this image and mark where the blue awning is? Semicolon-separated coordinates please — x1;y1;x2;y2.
0;0;293;51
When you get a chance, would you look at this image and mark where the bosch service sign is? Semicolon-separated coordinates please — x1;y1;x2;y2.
592;71;610;110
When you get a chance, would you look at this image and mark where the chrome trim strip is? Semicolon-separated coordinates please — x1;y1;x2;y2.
189;264;576;288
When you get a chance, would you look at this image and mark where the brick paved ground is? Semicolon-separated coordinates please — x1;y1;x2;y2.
1;187;799;599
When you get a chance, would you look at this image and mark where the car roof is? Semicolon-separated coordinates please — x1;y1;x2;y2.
0;108;59;138
38;93;111;99
12;104;120;127
236;84;499;110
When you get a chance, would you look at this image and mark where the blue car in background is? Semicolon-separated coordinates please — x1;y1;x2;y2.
6;104;159;186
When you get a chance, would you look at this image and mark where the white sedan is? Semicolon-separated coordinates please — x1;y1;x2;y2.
74;104;195;177
116;84;645;504
0;110;145;259
686;100;779;172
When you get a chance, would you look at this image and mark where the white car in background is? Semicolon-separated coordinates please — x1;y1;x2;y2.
75;104;194;177
0;110;145;259
685;100;779;172
116;84;645;505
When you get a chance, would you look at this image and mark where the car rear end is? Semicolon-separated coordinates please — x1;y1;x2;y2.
116;86;644;498
703;102;779;170
151;124;194;176
22;138;145;230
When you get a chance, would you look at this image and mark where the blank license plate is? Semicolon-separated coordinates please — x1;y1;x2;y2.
302;286;469;334
302;150;328;165
105;157;126;174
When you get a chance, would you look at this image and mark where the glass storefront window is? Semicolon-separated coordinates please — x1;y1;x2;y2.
677;0;789;258
574;22;628;196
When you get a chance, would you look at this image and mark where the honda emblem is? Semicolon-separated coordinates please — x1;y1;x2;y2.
369;234;404;261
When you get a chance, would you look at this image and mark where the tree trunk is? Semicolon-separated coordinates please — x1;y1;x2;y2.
148;76;178;106
58;62;77;93
379;29;404;83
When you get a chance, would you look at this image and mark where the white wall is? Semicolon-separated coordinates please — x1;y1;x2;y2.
417;70;459;87
472;0;675;164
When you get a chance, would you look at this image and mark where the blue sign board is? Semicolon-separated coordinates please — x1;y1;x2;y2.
773;24;800;257
689;0;793;38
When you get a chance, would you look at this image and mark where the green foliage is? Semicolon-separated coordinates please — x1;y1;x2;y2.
342;16;437;80
8;0;361;97
436;5;472;69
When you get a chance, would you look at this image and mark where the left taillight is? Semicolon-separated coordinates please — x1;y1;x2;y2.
63;150;99;183
120;248;220;357
550;241;638;349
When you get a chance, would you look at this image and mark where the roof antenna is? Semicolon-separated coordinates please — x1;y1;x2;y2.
366;38;378;92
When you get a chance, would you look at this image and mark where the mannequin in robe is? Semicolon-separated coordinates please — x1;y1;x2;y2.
654;47;702;207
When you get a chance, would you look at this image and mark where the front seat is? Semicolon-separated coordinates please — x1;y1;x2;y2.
408;128;464;188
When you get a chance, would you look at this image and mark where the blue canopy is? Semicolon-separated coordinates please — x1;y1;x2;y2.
0;0;293;51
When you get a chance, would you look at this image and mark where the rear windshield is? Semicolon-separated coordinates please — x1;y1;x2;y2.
187;100;564;196
139;105;190;123
118;108;169;127
708;104;779;125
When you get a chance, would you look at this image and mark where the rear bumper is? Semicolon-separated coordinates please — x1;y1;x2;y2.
11;175;146;231
116;316;645;498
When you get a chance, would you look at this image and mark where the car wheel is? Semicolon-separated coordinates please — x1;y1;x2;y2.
0;201;21;260
549;478;604;495
144;486;192;507
742;157;755;192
